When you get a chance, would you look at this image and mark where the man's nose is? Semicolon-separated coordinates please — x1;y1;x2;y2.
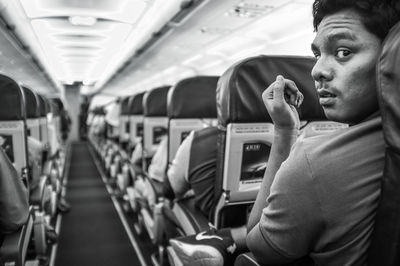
311;57;333;82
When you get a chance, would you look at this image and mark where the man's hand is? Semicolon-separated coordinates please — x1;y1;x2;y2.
262;75;303;130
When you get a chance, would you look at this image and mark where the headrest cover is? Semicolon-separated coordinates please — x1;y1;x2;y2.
143;86;170;117
22;86;40;118
37;94;48;117
167;76;219;119
51;98;65;112
378;21;400;152
0;74;26;121
120;97;131;115
51;102;60;116
217;55;326;127
128;92;145;115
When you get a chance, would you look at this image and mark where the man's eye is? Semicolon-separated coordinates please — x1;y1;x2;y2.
336;49;351;58
313;52;320;59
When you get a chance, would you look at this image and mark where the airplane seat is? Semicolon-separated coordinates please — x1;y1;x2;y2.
37;94;50;162
167;76;219;163
22;86;41;142
0;75;29;189
21;87;55;256
142;85;170;172
160;76;219;236
368;21;400;266
48;101;61;157
0;74;39;265
119;96;131;152
0;208;34;266
125;92;146;212
212;55;325;230
145;76;220;264
131;85;170;239
21;87;54;213
128;92;145;155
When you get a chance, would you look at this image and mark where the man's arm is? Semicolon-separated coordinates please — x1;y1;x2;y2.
247;128;297;230
247;75;303;231
166;131;193;198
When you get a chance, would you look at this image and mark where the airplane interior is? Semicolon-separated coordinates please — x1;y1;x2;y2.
0;0;399;266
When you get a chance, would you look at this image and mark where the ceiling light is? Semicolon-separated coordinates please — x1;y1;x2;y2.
69;16;97;26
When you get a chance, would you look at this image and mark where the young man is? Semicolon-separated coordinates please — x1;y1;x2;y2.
170;1;400;265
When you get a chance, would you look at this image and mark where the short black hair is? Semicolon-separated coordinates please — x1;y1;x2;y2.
313;0;400;41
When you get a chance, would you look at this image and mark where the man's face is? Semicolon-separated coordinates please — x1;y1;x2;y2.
311;9;382;124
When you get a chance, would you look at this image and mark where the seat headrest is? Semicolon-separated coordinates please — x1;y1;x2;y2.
128;92;145;115
37;94;48;117
217;55;326;128
22;86;40;119
120;96;131;115
168;76;219;119
143;86;171;117
93;107;106;115
0;74;26;121
51;98;65;112
378;21;400;152
51;102;60;116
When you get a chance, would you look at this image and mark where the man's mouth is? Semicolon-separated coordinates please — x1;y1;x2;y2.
318;89;336;106
318;90;336;98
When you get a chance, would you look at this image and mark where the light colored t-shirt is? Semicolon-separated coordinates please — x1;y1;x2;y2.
248;114;384;266
167;131;193;197
148;136;168;182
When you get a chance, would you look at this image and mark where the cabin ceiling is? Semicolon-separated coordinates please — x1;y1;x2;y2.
0;0;315;99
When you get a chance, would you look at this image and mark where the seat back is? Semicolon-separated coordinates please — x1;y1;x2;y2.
119;96;131;147
142;86;170;170
213;55;326;228
128;92;145;147
0;74;28;178
50;100;61;138
368;21;400;265
21;86;41;141
37;94;49;145
167;76;219;164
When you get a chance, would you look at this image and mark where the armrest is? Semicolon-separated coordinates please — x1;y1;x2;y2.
146;177;165;200
235;252;261;266
0;210;33;266
29;175;49;209
172;197;209;236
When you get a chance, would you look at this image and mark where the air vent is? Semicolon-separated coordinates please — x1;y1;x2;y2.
225;1;274;18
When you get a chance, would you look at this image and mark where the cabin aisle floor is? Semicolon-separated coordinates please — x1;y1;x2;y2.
55;142;142;266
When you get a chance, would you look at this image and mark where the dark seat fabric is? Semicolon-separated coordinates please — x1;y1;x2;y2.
50;98;64;113
120;96;131;116
188;126;219;220
368;21;400;266
167;76;219;119
0;74;26;121
143;86;171;117
214;55;325;217
37;94;48;117
128;92;145;115
21;86;40;119
217;55;325;128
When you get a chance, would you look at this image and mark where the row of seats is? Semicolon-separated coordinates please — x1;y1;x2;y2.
87;55;348;266
0;74;70;266
87;21;400;266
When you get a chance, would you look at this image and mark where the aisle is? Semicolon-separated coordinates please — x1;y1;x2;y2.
55;142;143;266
